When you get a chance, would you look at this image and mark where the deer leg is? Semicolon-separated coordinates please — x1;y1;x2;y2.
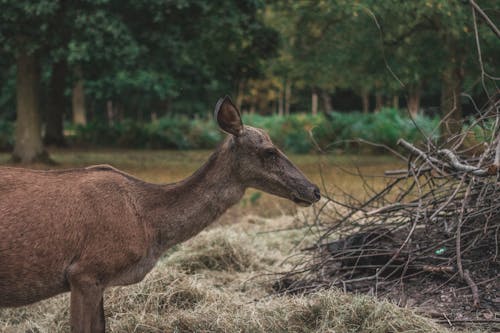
68;273;104;333
90;295;106;333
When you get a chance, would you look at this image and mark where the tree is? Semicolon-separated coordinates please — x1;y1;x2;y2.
0;1;59;162
268;0;498;128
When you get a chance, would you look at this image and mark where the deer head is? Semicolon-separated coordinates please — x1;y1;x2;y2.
215;96;321;206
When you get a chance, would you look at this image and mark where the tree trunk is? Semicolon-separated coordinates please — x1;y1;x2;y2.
392;95;399;109
407;84;421;118
236;79;245;111
284;80;291;116
44;60;67;146
311;89;318;115
107;100;114;125
12;52;48;163
440;57;464;139
375;92;383;112
361;91;369;114
278;85;284;116
72;66;87;126
321;91;333;113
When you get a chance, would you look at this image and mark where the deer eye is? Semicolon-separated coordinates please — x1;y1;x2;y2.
262;148;278;158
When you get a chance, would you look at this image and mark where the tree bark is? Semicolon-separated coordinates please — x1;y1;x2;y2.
407;83;421;118
106;100;114;125
44;60;67;146
321;91;333;113
278;84;284;116
311;89;318;115
392;95;399;109
236;79;245;111
72;66;87;126
12;52;48;163
284;80;291;116
375;92;383;112
361;91;370;114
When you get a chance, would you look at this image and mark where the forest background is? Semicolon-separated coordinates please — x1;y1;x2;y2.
0;0;498;162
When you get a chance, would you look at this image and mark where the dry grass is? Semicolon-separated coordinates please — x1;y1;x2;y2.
0;213;467;333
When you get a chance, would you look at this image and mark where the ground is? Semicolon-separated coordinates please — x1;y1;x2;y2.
0;150;486;332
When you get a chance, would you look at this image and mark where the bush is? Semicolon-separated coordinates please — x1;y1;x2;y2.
315;109;439;152
244;113;323;153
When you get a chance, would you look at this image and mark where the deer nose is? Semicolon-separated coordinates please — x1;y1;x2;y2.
313;186;321;201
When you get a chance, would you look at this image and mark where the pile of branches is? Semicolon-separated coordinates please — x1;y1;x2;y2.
278;99;500;314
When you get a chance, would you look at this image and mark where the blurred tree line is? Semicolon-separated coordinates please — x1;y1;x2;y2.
0;0;498;162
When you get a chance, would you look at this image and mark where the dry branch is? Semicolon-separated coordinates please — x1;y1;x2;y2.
278;8;500;324
278;98;500;316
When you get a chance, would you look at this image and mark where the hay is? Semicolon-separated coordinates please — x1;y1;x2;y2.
164;290;452;333
167;228;260;273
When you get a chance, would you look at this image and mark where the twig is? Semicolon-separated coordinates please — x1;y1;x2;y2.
495;134;500;168
397;139;441;166
469;0;500;39
436;319;500;324
463;269;480;308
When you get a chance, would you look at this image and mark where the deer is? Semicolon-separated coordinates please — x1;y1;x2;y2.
0;96;321;333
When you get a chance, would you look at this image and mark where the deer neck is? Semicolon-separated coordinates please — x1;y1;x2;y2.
144;140;245;252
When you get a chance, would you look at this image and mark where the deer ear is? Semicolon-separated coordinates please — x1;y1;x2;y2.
214;96;244;136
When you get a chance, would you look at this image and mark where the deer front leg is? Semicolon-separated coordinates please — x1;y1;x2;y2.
68;273;105;333
91;295;106;333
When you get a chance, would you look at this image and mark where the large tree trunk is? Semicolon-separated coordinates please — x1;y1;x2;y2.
13;52;48;163
311;89;318;115
440;57;464;139
44;60;67;146
407;83;421;118
321;91;333;113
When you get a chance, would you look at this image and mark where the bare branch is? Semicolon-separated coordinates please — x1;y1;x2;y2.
469;0;500;39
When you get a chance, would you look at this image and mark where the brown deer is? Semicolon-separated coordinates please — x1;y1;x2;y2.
0;96;320;333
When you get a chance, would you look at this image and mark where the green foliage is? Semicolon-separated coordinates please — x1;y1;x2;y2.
244;113;323;153
0;120;14;151
318;109;439;150
63;111;437;153
267;0;499;110
69;116;223;150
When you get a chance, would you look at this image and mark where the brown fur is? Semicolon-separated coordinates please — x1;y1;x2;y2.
0;97;320;332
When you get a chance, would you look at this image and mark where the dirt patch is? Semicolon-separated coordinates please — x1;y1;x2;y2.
275;226;499;332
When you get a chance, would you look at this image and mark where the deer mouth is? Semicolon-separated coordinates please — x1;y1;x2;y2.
291;186;321;206
292;196;315;207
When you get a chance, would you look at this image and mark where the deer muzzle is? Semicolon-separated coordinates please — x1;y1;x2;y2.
292;184;321;206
